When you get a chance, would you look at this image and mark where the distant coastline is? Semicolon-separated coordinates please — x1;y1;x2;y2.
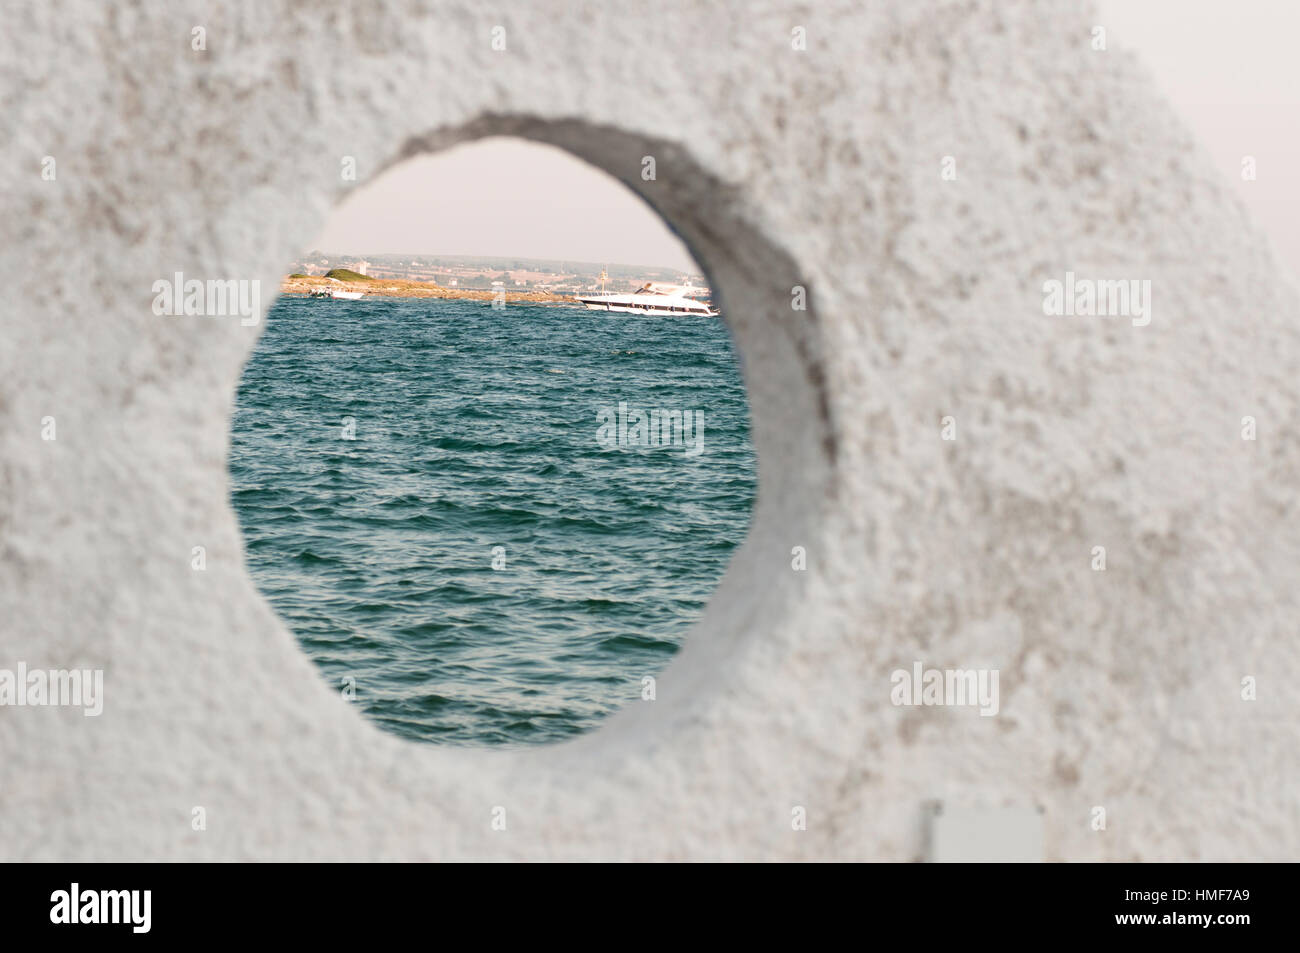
281;273;578;307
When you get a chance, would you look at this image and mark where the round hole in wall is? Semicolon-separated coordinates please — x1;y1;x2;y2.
229;133;771;747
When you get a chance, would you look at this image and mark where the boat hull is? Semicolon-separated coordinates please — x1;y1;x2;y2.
575;297;717;317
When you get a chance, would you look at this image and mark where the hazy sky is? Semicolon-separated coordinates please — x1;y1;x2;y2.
310;137;697;272
314;5;1300;282
1099;0;1300;282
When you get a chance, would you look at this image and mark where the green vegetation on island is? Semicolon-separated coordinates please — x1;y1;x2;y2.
324;268;375;282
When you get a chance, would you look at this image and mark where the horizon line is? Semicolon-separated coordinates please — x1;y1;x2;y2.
299;251;705;274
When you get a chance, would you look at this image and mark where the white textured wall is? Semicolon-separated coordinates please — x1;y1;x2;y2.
2;0;1297;861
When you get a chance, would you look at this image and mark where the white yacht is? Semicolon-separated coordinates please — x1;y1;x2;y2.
575;279;717;316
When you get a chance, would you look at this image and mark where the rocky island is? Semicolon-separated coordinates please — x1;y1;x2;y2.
281;269;577;306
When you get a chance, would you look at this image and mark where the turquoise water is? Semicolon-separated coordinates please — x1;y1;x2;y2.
229;296;756;746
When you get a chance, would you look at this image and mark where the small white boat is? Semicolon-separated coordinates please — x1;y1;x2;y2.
309;279;365;300
575;277;717;316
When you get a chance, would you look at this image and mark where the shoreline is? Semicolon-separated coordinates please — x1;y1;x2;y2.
280;274;582;307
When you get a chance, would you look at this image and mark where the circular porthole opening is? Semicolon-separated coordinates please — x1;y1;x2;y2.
230;136;757;746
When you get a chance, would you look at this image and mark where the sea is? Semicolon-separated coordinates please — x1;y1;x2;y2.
229;295;756;746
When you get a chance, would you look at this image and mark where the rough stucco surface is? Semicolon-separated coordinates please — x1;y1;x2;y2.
2;0;1298;861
